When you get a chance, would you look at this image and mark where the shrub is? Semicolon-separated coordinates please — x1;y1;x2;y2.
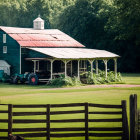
81;70;122;84
50;71;122;86
49;74;81;87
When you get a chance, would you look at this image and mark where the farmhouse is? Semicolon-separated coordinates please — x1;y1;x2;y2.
0;16;119;84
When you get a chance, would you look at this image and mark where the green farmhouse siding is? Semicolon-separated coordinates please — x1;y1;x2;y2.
27;49;48;58
21;48;32;74
21;48;48;74
0;30;20;75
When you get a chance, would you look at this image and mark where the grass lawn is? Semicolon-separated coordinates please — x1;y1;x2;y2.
0;73;140;140
122;73;140;84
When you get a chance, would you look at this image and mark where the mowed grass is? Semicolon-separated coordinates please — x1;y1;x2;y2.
122;73;140;84
0;73;140;140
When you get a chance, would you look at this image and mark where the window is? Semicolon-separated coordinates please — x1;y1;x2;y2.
34;22;38;29
3;34;6;43
3;46;7;54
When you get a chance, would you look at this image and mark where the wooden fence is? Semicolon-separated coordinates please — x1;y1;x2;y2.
130;94;140;140
0;101;129;140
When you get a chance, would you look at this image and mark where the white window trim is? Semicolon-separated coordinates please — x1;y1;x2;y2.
3;34;6;43
3;46;7;54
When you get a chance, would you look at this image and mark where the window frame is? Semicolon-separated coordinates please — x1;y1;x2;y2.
3;34;6;43
3;46;7;54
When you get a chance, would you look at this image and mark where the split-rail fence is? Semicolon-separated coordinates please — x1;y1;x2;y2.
0;101;129;140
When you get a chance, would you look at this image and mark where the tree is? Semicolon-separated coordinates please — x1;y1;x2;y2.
106;0;140;45
17;0;50;28
56;0;112;49
49;0;76;28
56;0;140;72
105;0;140;72
0;0;20;26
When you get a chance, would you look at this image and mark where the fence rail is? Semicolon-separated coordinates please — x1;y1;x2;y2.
0;101;129;140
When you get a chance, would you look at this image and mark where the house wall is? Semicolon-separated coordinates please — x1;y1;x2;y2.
0;30;52;75
21;48;49;74
21;48;33;74
0;30;20;75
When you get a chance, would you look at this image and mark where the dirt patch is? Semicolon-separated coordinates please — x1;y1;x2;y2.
36;84;140;91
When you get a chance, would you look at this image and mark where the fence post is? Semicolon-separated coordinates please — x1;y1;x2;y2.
130;94;134;140
46;104;50;140
8;104;13;140
122;100;129;140
138;109;140;140
130;94;138;140
85;102;89;140
134;94;138;140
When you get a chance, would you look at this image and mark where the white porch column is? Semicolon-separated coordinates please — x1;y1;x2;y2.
62;60;70;78
96;60;98;75
64;60;67;78
114;58;117;79
33;60;36;73
88;60;94;78
78;60;80;79
50;60;54;80
103;59;108;78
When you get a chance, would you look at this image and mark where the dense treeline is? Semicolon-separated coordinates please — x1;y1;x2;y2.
0;0;140;72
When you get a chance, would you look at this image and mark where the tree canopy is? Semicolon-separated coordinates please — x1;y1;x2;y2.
0;0;139;72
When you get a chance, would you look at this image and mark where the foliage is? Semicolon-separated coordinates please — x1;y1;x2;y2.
81;70;122;84
49;0;76;28
105;0;140;72
50;70;122;86
56;0;110;47
49;74;81;87
106;0;140;44
0;0;21;26
55;0;140;73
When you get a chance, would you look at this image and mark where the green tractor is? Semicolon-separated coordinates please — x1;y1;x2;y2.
11;73;39;85
11;71;50;85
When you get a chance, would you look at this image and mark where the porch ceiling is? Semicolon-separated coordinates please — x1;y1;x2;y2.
28;48;120;59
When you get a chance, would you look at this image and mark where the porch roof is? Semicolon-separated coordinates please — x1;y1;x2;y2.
28;48;119;59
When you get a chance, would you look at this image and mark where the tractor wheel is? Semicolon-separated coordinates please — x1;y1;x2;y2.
12;76;20;84
28;73;38;85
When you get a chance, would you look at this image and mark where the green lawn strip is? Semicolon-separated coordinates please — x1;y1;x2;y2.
122;73;140;84
0;83;140;97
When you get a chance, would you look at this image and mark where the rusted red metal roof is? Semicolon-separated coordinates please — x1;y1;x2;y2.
0;26;85;48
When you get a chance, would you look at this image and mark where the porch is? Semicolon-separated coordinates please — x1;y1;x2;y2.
25;47;119;82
